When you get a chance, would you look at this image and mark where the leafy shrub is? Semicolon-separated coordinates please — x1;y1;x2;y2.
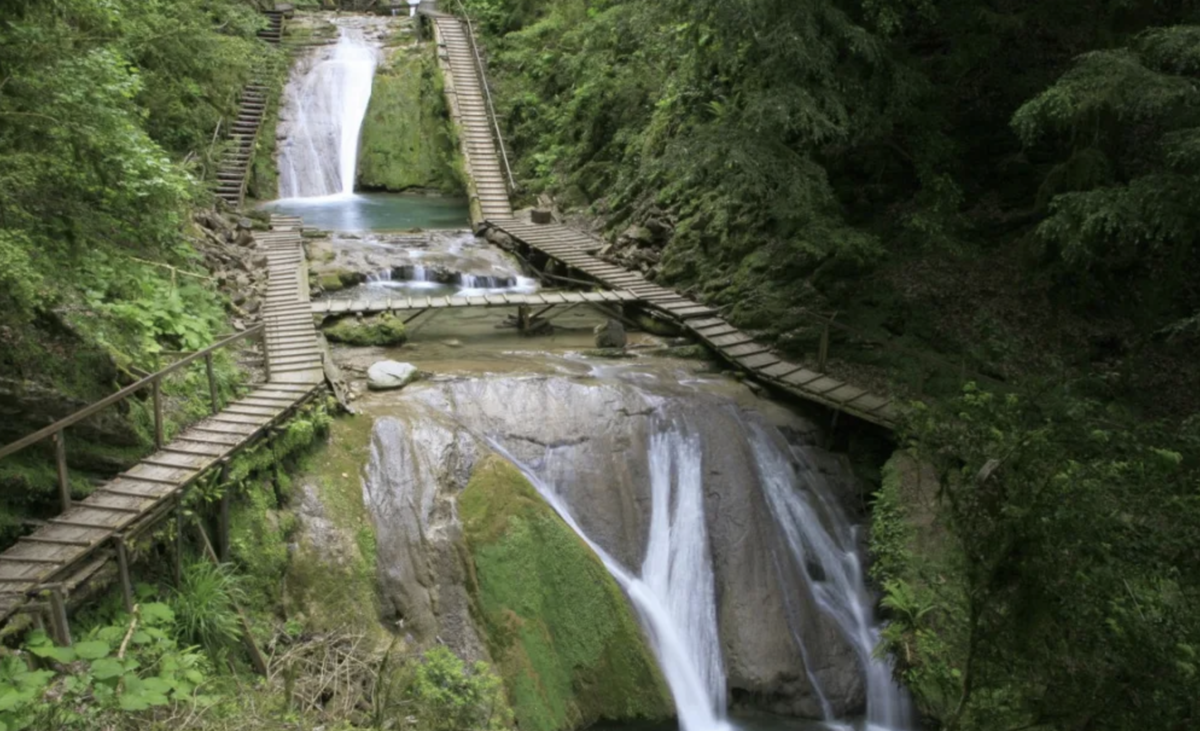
0;602;210;730
410;646;511;731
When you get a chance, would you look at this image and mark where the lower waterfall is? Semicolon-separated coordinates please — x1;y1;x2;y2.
365;371;914;731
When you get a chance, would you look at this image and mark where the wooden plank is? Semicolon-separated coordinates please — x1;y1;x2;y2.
540;293;567;304
694;324;739;339
738;353;781;370
781;369;824;388
722;342;771;358
672;307;719;319
708;333;755;348
824;385;867;403
685;318;727;330
760;361;805;380
803;377;845;395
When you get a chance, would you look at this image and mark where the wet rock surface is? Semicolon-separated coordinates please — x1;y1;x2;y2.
361;365;869;717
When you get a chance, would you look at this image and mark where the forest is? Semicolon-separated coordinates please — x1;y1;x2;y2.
0;0;1196;730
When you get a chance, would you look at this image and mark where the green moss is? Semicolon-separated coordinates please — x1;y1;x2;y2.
317;272;346;291
357;41;465;194
283;413;382;635
460;455;673;731
633;313;683;337
323;314;408;347
649;344;711;360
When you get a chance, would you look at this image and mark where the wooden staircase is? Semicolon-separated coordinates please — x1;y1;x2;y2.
214;85;268;207
432;15;514;222
257;10;284;45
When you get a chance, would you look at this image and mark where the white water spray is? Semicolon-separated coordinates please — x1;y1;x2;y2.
278;25;378;198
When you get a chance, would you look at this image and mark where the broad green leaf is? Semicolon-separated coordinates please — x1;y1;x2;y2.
27;645;75;664
90;657;124;681
73;640;110;660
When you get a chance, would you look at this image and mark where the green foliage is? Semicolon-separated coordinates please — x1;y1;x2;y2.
459;455;671;731
323;314;409;347
887;385;1200;730
410;646;511;731
170;562;248;663
1012;26;1200;315
0;603;211;730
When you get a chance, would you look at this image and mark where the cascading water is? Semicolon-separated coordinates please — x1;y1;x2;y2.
277;24;378;198
491;424;733;731
491;397;912;731
749;425;913;731
364;357;914;730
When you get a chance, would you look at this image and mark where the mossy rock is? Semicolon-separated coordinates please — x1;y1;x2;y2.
323;315;408;347
357;42;465;193
318;272;346;291
459;455;673;731
634;313;683;337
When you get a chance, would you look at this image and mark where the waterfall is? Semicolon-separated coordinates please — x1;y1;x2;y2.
278;25;378;199
493;407;912;731
749;424;913;731
492;426;734;731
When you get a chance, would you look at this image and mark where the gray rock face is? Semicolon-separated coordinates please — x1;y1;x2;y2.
362;372;872;718
594;319;627;349
367;361;418;391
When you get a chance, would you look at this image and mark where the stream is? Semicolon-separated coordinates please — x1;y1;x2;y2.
272;13;913;731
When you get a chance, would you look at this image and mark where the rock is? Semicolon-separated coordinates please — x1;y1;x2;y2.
366;360;419;391
531;208;553;224
623;225;654;245
251;253;268;269
593;319;627;349
325;315;408;347
318;272;346;292
459;456;674;728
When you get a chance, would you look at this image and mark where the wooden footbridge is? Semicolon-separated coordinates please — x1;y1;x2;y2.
425;8;899;428
0;215;323;636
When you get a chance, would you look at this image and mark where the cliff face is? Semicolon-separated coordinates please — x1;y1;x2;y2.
362;373;871;722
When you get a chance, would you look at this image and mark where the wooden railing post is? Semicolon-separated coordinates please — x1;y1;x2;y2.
817;322;830;373
261;325;272;381
47;585;71;646
114;534;134;613
205;352;219;414
52;431;70;513
152;376;164;450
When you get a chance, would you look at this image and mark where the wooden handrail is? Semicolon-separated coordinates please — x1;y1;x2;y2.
0;325;266;463
451;0;518;194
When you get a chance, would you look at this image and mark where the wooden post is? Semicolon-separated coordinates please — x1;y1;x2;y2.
52;431;71;513
517;305;530;333
205;353;219;414
152;376;164;450
261;327;272;381
114;535;134;613
48;586;71;646
817;323;830;373
217;488;231;563
174;499;184;586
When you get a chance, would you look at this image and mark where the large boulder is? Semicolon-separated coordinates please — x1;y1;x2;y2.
326;315;408;347
594;319;627;349
367;360;418;390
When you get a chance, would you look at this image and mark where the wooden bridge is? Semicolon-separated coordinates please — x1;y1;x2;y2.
0;215;323;635
426;9;899;428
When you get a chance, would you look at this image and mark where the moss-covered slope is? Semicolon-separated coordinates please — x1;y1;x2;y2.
357;40;464;194
459;454;673;731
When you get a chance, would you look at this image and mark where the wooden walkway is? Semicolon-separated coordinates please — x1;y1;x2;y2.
0;215;322;624
430;12;898;428
215;9;283;207
431;14;514;223
311;289;642;316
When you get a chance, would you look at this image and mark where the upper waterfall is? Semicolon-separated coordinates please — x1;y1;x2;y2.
277;23;379;198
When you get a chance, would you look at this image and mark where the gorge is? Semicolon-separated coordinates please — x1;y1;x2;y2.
3;3;1193;731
